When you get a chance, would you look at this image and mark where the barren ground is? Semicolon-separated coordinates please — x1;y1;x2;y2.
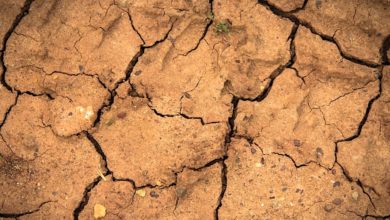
0;0;389;219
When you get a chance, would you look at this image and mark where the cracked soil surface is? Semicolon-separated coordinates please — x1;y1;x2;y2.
0;0;389;219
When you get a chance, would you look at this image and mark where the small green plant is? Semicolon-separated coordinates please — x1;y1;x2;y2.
214;20;231;34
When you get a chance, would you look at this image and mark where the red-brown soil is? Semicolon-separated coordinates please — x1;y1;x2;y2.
0;0;389;219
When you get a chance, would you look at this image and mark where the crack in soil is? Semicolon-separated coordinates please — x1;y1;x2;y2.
240;23;298;102
72;176;103;220
288;0;309;13
73;20;177;219
92;19;176;128
0;0;34;92
331;66;384;210
0;201;52;218
381;35;390;65
1;0;389;218
257;0;380;68
179;0;214;57
215;23;298;219
0;92;19;129
146;100;222;125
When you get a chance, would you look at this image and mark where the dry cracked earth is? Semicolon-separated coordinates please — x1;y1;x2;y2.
0;0;389;219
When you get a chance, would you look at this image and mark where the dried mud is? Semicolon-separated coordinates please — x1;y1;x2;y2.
0;0;389;219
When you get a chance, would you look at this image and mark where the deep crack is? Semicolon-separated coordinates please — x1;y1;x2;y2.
332;66;384;210
0;92;19;129
257;0;380;67
72;176;102;220
381;35;390;65
92;20;176;128
0;0;34;92
215;23;299;218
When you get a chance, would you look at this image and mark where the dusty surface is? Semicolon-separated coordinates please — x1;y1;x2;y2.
0;0;389;219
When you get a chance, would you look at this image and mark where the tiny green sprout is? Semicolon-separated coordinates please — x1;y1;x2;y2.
214;20;231;34
207;12;214;20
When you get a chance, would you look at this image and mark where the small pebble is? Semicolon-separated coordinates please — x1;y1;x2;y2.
79;65;84;72
352;192;359;200
332;198;343;205
93;204;106;219
84;106;94;119
324;204;333;212
134;70;142;76
333;181;341;187
136;189;146;197
105;118;115;126
150;191;159;198
117;112;127;119
293;139;301;147
316;147;324;158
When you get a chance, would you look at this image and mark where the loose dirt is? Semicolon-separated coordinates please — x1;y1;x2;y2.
0;0;389;219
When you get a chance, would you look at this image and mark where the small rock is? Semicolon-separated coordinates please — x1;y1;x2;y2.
93;204;106;219
333;181;341;187
332;198;343;205
105;118;115;126
316;147;324;158
352;191;359;201
134;70;142;76
79;65;84;72
136;189;146;197
293;139;301;147
84;106;94;120
250;148;257;154
117;112;127;119
324;204;333;212
150;191;159;198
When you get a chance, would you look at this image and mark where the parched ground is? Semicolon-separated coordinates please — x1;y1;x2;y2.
0;0;389;219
